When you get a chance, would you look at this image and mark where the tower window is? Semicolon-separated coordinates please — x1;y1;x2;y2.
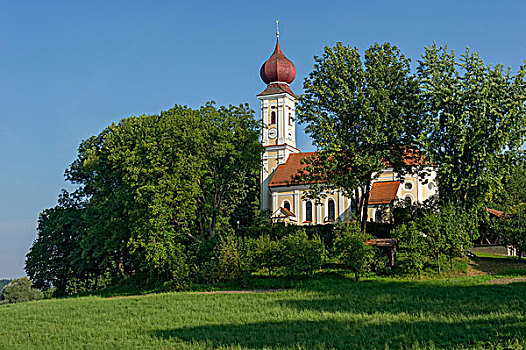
288;112;292;125
283;201;291;211
305;201;313;222
270;111;276;125
327;199;335;221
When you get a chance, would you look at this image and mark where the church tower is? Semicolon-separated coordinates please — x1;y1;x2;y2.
258;25;299;211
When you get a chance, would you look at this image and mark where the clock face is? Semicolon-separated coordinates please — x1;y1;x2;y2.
268;128;277;139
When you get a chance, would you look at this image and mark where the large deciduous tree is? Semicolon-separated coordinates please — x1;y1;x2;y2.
418;44;526;210
297;42;424;231
26;102;261;292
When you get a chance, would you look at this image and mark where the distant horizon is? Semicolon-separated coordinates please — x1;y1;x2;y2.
2;0;526;279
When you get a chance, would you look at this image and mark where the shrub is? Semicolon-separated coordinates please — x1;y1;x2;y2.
215;233;242;281
333;223;373;281
280;230;324;277
0;277;43;304
391;222;427;275
250;235;281;276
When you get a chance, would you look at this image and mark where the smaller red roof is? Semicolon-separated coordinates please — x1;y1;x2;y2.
486;208;507;219
257;83;294;97
272;207;297;220
368;181;400;205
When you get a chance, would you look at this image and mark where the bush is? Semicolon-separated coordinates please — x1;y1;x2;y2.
333;223;374;281
391;222;427;275
0;277;43;304
280;230;324;277
215;233;242;281
250;235;281;276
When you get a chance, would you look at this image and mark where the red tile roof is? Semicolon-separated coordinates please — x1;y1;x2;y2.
368;181;400;205
269;152;317;187
268;150;425;188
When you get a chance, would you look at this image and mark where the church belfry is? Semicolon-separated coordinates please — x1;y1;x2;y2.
258;23;299;211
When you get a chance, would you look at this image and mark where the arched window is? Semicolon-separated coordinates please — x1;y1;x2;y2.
305;201;313;222
288;112;292;125
283;201;291;211
327;199;335;221
270;111;276;125
404;195;413;206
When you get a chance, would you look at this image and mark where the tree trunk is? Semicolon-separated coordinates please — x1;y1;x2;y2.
355;273;359;282
437;254;441;274
360;174;373;234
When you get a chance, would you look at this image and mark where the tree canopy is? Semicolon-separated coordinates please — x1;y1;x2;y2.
418;44;526;210
26;102;262;293
297;42;424;231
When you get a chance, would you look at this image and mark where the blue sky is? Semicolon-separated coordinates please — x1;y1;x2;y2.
1;0;525;278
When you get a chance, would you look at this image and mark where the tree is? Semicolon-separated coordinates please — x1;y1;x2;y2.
418;205;473;274
297;42;424;232
333;222;374;281
25;190;87;294
0;277;43;304
490;152;526;211
189;103;262;240
438;205;474;270
392;222;427;275
27;102;262;291
418;44;526;210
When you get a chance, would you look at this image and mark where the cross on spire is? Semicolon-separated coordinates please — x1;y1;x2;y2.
276;19;279;38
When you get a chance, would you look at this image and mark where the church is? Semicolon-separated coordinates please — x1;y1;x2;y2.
257;30;437;225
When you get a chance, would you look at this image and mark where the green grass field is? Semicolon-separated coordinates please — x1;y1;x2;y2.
1;257;526;349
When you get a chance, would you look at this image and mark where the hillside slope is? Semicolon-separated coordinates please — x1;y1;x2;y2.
0;274;525;349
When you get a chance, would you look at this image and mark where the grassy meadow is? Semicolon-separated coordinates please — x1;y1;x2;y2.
1;256;526;349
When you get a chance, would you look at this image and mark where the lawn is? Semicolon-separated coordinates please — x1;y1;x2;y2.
1;258;526;349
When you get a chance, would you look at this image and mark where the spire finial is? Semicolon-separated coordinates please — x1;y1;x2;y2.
276;19;279;38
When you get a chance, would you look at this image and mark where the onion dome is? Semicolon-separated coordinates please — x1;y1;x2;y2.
260;36;296;85
258;31;296;97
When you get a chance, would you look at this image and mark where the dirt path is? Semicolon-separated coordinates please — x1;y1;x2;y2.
483;277;526;285
193;289;285;295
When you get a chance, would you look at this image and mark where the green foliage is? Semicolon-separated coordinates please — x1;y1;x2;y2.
0;279;10;291
215;233;242;281
392;222;427;275
297;42;423;231
492;205;526;260
279;230;324;277
26;102;262;294
25;190;89;294
395;205;474;274
333;223;374;281
0;277;43;304
418;44;526;210
249;235;281;276
490;153;526;211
